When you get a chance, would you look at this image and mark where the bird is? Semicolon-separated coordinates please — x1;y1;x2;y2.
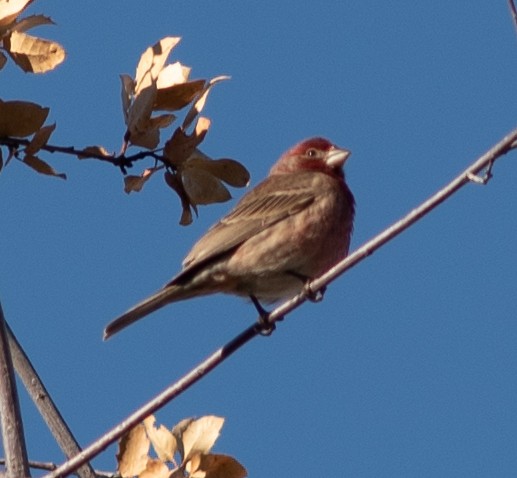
104;137;355;339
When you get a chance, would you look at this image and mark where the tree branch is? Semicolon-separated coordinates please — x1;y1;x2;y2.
0;304;30;478
0;459;112;478
0;137;165;173
5;323;96;478
509;0;517;33
44;127;517;478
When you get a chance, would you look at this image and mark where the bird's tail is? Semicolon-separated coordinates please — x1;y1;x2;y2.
103;284;195;340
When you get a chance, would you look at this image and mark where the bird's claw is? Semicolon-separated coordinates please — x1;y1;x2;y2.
305;282;326;302
250;295;280;336
257;313;276;336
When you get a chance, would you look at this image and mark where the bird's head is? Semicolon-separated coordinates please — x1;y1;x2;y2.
270;137;351;178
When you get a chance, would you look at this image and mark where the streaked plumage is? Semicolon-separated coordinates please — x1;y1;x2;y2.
104;137;355;339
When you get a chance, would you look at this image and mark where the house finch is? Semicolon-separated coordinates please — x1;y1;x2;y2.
104;137;355;339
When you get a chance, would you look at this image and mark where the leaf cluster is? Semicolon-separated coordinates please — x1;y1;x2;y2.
0;0;65;73
0;17;250;224
117;415;247;478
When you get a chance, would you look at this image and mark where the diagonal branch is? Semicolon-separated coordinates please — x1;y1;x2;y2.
0;304;30;478
5;323;96;478
45;127;517;478
509;0;517;33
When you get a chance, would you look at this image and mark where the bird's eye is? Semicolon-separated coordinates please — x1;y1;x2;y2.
306;148;319;158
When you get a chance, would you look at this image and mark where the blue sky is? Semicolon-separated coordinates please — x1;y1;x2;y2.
2;1;517;476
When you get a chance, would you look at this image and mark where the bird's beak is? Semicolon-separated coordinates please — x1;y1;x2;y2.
325;147;351;169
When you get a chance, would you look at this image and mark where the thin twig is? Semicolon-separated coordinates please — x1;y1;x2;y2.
0;459;112;478
0;137;165;172
6;323;97;478
509;0;517;33
45;127;517;478
0;304;30;478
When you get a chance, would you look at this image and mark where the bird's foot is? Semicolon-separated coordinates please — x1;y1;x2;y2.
304;282;326;302
288;271;326;302
250;295;280;336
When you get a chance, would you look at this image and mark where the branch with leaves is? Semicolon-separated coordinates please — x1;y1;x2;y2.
1;25;249;225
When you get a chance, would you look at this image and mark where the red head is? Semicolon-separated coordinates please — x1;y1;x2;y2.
269;137;351;178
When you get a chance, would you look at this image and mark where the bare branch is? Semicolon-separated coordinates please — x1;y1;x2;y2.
0;304;30;478
0;459;112;478
5;323;96;478
509;0;517;33
45;127;517;478
0;136;165;173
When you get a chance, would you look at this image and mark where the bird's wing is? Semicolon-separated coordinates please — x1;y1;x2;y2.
171;173;316;283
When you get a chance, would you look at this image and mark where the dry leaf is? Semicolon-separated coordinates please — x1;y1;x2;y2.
154;79;205;112
180;416;224;463
143;415;177;462
22;154;66;179
171;418;195;461
127;85;156;134
5;31;65;73
117;423;150;478
128;125;160;149
181;167;231;205
186;454;247;478
120;74;135;123
156;62;190;88
25;123;55;155
139;458;170;478
187;154;250;188
148;114;175;130
182;76;230;130
135;37;181;94
0;99;49;137
12;14;54;33
164;171;195;225
0;0;34;28
124;167;160;193
78;145;112;160
163;117;211;168
0;52;7;70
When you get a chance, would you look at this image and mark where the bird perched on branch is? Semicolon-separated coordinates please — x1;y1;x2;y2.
104;137;355;339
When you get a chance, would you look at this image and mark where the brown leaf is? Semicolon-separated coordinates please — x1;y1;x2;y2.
0;0;34;28
148;114;175;130
78;145;112;160
117;423;150;478
22;154;66;179
0;52;7;70
0;99;49;137
25;123;55;155
120;74;135;123
164;171;195;226
5;31;65;73
12;14;54;33
187;454;247;478
139;458;170;478
163;117;211;168
182;76;230;130
127;85;156;134
135;37;181;94
124;167;160;193
143;415;177;462
188;153;250;188
128;126;160;149
154;79;205;112
181;167;231;205
156;61;191;88
180;416;224;463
